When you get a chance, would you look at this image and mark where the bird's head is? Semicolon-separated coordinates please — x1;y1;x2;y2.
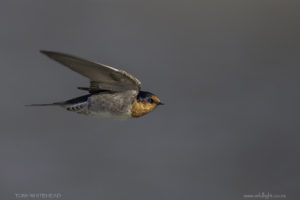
131;91;164;118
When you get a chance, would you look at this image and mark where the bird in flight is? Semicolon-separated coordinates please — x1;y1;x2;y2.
29;51;164;120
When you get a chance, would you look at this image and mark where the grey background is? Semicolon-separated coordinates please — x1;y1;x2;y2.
0;0;299;199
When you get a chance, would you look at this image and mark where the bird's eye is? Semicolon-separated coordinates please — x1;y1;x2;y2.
149;99;154;103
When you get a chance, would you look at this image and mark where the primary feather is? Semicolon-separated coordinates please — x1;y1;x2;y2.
40;50;141;93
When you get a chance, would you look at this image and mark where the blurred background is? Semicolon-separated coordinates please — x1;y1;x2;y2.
0;0;299;199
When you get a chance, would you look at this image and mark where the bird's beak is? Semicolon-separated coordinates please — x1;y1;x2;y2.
157;102;164;105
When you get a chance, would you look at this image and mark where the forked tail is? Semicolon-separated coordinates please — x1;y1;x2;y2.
25;102;63;107
26;94;92;107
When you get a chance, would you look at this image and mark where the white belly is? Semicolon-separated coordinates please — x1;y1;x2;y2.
88;110;133;120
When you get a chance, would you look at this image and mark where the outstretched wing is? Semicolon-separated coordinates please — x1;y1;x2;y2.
40;50;141;92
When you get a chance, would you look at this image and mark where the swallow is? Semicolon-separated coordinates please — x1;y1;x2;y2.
29;51;164;120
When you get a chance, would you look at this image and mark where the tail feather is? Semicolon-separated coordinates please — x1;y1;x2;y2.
77;87;90;91
25;102;63;107
26;94;92;107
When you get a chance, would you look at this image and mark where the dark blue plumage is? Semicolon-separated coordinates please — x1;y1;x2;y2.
137;91;154;103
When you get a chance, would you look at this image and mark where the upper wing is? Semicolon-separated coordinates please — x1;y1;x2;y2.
40;50;141;92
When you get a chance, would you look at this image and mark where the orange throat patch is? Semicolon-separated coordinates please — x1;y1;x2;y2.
131;99;158;118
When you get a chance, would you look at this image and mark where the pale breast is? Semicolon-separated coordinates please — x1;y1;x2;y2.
86;90;137;120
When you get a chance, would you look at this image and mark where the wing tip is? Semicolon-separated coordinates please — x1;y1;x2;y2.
40;49;49;54
40;50;57;56
40;50;69;57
